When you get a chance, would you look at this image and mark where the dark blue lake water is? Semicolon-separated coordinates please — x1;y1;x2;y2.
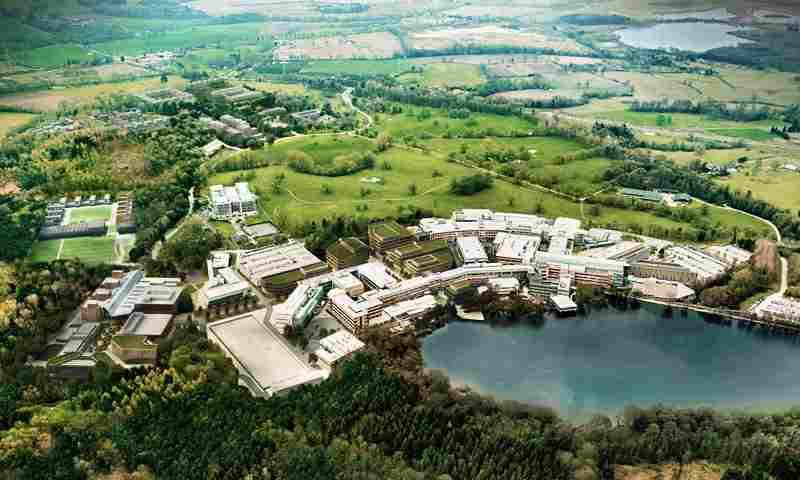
422;304;800;421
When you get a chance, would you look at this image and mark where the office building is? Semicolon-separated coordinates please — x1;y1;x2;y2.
326;237;369;271
199;253;251;308
379;295;437;333
630;260;698;284
493;232;540;265
269;283;327;332
631;278;695;301
238;241;329;294
666;246;729;282
455;236;488;264
708;244;752;266
357;262;400;290
550;295;578;314
533;252;628;289
580;241;650;263
209;182;258;220
100;270;183;320
368;221;415;254
488;277;520;295
313;331;365;368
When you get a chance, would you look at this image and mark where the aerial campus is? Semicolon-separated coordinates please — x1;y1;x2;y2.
5;0;800;478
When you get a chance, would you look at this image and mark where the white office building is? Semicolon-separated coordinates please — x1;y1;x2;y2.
456;236;488;264
209;182;258;219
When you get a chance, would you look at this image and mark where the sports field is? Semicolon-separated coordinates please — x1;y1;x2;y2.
28;236;116;264
67;206;111;224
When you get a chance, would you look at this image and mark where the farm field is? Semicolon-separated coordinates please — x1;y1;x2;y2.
643;148;758;166
720;170;800;214
583;110;777;130
59;237;115;264
210;135;770;240
67;206;112;224
274;32;403;61
247;135;376;165
398;63;485;88
407;25;591;54
90;22;276;56
15;44;93;68
0;76;187;112
0;113;37;137
704;128;777;141
302;59;412;76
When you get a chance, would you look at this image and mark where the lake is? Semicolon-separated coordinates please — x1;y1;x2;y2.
422;303;800;421
616;23;753;52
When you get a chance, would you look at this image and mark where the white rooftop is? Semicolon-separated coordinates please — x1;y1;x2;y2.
357;262;399;289
238;241;323;281
550;295;578;310
456;236;488;263
313;330;365;366
118;312;172;337
207;309;327;396
494;232;541;264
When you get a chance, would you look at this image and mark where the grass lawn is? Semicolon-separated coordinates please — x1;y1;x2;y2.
262;135;376;164
398;63;484;88
302;59;412;76
720;170;800;214
68;206;112;224
587;110;777;130
0;76;187;112
16;44;93;68
705;128;777;142
0;113;37;137
91;22;269;56
29;240;61;263
377;107;538;138
210;140;761;241
59;237;115;264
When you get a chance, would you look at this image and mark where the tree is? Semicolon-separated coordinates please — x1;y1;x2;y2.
408;183;417;196
160;73;168;84
376;132;393;152
272;172;286;194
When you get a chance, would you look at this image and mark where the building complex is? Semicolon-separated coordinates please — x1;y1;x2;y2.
209;182;258;220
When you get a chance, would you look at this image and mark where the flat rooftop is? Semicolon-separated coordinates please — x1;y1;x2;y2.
369;221;413;240
238;241;324;281
207;309;326;396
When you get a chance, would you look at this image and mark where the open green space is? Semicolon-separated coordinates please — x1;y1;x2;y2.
587;110;777;130
720;170;800;214
29;240;61;263
398;63;485;88
91;23;270;56
259;135;376;165
377;107;537;139
59;237;115;264
0;113;37;137
67;205;111;224
210;137;769;240
705;128;778;142
14;44;93;68
302;59;412;76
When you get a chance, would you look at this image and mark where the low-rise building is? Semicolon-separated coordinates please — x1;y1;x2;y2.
707;244;752;266
550;295;577;314
238;241;329;294
269;283;327;332
533;252;628;289
455;236;488;264
357;262;400;290
199;254;251;309
631;278;695;302
379;295;437;333
39;220;107;240
95;270;183;320
493;232;541;265
313;330;365;368
666;245;729;282
488;277;520;295
621;188;664;203
630;260;698;284
368;221;415;255
211;86;265;105
326;237;369;271
209;183;258;220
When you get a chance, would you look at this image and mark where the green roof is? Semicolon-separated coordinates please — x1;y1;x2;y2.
406;250;453;270
369;221;412;240
621;188;663;202
326;237;368;260
264;269;306;287
390;240;449;259
112;335;154;350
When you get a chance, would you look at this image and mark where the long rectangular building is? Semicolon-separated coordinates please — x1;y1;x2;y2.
368;221;415;254
666;245;729;281
493;232;540;265
238;241;329;293
533;252;628;288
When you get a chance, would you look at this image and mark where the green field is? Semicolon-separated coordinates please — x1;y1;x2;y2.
0;112;37;137
302;59;412;76
587;110;777;131
258;135;376;165
378;107;538;138
91;23;269;56
720;170;800;214
16;44;93;68
705;128;778;142
59;237;115;264
210;136;770;240
398;63;485;88
67;206;111;224
29;240;61;263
